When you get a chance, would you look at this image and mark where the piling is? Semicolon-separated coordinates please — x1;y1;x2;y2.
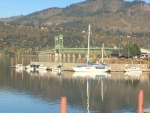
60;97;67;113
138;90;143;113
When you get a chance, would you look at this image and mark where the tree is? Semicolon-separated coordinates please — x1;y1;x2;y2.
122;43;141;58
130;43;141;57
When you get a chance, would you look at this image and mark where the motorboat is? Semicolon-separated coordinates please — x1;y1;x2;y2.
15;64;23;68
50;64;62;73
25;64;36;71
25;64;48;71
35;64;48;70
15;64;25;70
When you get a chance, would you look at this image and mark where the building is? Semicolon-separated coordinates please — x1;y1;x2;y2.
111;49;122;58
140;48;150;58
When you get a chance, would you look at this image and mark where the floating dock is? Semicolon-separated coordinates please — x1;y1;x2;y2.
31;62;150;72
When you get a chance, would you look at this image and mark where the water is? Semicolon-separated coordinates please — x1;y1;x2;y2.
0;56;150;113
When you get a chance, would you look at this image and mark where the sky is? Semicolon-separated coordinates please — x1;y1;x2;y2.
0;0;150;18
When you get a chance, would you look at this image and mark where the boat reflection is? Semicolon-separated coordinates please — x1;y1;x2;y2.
72;72;111;80
25;69;49;76
50;71;62;76
125;71;142;75
72;72;111;113
125;71;142;80
15;68;24;73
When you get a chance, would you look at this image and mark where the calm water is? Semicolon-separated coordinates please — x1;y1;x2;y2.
0;56;150;113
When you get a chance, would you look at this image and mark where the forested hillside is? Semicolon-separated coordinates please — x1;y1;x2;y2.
0;0;150;56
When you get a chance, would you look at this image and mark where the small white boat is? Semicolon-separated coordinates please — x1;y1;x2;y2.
50;66;62;74
15;64;25;70
25;64;36;71
124;66;142;72
51;66;59;71
35;64;48;70
15;64;23;68
25;64;48;71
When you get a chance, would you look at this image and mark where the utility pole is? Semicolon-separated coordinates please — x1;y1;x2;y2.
128;42;130;59
127;36;130;59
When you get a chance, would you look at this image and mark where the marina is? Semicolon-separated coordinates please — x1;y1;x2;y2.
11;62;150;73
11;55;150;73
30;62;150;72
1;0;150;112
0;56;149;113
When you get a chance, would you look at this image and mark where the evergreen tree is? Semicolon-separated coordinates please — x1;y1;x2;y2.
122;43;141;58
130;43;141;57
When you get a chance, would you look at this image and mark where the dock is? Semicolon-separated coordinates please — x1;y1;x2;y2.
31;62;150;72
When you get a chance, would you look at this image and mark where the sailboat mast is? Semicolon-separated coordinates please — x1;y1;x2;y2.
102;43;104;63
87;79;89;113
87;25;90;63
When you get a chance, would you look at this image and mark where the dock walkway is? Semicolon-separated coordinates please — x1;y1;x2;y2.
31;62;150;72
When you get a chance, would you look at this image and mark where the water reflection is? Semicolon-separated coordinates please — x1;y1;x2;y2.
125;71;142;84
1;56;150;113
12;68;150;112
72;72;112;113
72;72;111;80
72;72;111;113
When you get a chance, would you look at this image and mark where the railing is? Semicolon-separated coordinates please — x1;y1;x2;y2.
36;47;119;56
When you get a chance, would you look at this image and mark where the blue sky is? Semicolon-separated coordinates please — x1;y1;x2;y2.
0;0;85;18
0;0;150;18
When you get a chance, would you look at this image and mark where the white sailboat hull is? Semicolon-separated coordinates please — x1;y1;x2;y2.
125;69;142;72
124;67;142;72
73;66;108;72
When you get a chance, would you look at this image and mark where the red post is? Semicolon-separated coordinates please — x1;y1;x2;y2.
138;90;144;113
60;97;67;113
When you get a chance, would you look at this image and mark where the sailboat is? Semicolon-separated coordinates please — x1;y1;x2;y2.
124;60;142;73
72;25;110;72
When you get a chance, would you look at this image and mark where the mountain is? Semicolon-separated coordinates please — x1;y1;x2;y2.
0;0;150;55
1;0;150;34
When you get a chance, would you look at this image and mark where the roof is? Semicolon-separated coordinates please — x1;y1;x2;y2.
111;49;122;54
140;48;150;53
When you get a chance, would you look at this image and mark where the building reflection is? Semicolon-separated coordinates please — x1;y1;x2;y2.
5;69;150;112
